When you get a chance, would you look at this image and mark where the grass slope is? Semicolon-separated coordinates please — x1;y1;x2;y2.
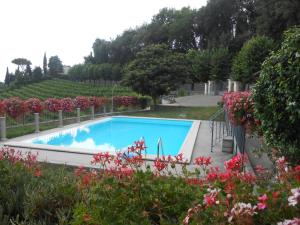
0;78;135;99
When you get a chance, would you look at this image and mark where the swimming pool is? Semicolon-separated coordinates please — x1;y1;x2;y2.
5;116;200;162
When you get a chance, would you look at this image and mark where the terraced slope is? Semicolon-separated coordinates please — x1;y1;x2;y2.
0;79;136;99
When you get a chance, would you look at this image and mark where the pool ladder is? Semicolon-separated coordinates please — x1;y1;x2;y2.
157;137;164;158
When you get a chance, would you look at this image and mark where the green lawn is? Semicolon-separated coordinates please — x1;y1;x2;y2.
126;105;219;120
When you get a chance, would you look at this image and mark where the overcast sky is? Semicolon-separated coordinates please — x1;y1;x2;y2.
0;0;207;82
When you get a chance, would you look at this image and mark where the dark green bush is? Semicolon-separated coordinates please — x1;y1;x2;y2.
253;27;300;165
231;36;274;85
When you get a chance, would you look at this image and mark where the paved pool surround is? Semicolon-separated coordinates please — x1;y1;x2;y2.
4;116;200;165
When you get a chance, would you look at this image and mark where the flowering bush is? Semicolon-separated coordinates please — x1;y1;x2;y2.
3;97;27;118
89;96;107;109
61;97;75;112
223;91;260;132
0;100;5;116
113;96;139;107
74;96;90;110
0;143;299;224
44;98;63;112
24;98;43;114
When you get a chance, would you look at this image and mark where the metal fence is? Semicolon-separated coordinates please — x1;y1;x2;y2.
0;105;148;141
209;107;246;155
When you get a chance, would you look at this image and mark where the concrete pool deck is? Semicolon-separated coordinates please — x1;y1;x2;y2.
1;117;233;171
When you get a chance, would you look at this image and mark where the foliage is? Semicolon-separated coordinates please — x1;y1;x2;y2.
11;58;32;71
44;98;63;112
186;49;211;83
48;56;63;76
231;36;274;85
253;27;300;165
32;67;43;81
123;44;189;104
73;96;90;110
43;53;48;75
210;48;231;81
255;0;300;42
223;92;260;133
24;98;43;114
1;144;300;225
61;98;75;112
3;97;27;118
89;96;107;109
113;96;138;107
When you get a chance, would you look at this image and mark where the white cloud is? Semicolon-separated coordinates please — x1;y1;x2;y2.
0;0;206;81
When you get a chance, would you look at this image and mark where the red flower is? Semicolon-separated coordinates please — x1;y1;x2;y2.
34;168;42;177
154;158;167;172
194;156;212;166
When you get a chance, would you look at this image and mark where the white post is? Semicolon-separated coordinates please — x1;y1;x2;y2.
103;105;106;114
208;80;214;95
204;83;208;95
91;105;95;120
34;113;40;133
227;79;232;92
233;81;241;92
58;110;63;127
76;108;80;123
0;117;7;141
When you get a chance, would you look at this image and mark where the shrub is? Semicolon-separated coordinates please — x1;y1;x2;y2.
138;96;151;109
253;27;300;165
231;36;274;85
3;97;27;118
25;98;43;114
89;96;107;109
73;96;90;110
44;98;63;112
0;100;5;116
61;97;75;112
113;96;138;107
223;91;260;132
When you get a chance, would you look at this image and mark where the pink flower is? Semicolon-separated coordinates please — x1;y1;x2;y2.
258;194;268;202
257;202;267;210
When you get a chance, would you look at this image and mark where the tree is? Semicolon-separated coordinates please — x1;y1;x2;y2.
123;44;189;105
253;27;300;165
48;56;63;75
43;53;48;75
187;49;211;88
210;48;231;81
4;67;10;86
231;36;274;85
32;67;43;81
255;0;300;42
92;39;111;64
11;58;31;72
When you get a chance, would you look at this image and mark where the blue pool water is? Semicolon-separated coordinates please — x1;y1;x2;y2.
30;117;193;156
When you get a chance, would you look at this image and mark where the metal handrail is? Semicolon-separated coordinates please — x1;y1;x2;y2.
157;137;164;158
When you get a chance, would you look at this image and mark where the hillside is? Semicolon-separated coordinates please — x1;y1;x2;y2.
0;79;136;100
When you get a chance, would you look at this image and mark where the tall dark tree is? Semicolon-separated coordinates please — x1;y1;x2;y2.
43;52;48;75
48;56;63;75
255;0;300;42
4;67;10;86
32;66;43;81
92;39;111;64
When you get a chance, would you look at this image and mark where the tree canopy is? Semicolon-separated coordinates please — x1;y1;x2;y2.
122;44;189;104
48;56;63;76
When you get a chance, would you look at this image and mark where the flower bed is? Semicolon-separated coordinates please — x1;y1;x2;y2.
0;143;299;224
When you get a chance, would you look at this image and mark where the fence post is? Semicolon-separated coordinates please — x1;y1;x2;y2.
0;117;7;141
103;105;106;114
91;106;95;120
76;108;80;123
34;113;40;133
58;110;63;127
